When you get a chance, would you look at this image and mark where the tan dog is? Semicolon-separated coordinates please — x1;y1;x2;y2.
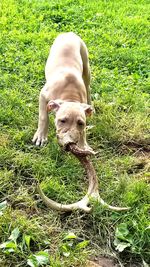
32;32;93;151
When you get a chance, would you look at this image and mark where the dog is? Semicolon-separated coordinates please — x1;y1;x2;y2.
32;32;93;151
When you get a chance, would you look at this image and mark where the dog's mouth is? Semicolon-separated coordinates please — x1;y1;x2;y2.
57;133;78;150
57;138;95;156
64;142;76;151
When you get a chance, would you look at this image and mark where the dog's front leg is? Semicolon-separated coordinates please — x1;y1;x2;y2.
32;92;49;146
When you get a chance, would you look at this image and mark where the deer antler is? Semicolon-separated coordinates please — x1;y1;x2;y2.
37;144;130;212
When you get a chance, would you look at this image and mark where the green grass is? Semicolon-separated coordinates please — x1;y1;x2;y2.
0;0;150;266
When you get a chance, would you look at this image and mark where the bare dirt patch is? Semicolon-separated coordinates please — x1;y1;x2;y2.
86;257;119;267
119;141;150;158
86;257;143;267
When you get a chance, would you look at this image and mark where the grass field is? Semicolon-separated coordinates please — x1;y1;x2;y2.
0;0;150;266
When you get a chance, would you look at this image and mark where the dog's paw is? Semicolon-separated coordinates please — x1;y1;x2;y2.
32;130;48;146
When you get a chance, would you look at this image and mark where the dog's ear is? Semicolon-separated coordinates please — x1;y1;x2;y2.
47;100;64;112
81;104;94;116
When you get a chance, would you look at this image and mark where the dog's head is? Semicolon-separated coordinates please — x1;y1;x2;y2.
47;100;93;149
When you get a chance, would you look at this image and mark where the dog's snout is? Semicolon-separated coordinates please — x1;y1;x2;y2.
57;130;78;147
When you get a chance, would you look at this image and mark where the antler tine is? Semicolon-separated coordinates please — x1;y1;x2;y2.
37;144;130;212
78;155;130;211
36;145;94;212
67;144;130;211
37;183;91;212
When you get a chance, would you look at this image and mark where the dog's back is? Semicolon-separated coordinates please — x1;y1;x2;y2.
45;32;84;81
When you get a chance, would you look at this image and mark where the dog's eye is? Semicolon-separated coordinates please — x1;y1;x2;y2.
60;118;67;123
77;120;84;127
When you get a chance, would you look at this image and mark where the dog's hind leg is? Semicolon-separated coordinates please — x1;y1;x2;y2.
80;40;91;105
